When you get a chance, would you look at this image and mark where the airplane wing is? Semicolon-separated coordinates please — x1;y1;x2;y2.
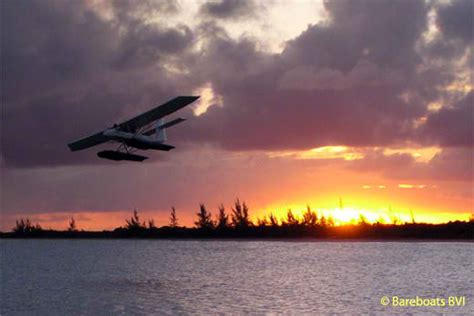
118;96;199;132
68;131;109;152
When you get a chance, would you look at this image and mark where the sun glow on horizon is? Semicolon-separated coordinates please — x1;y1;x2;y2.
255;206;395;226
254;199;472;227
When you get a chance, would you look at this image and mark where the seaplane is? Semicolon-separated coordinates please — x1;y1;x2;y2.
68;96;199;162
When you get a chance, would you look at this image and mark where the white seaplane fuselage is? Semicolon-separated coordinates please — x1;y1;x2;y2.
103;128;168;150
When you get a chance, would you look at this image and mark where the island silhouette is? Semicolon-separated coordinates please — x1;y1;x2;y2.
2;199;473;240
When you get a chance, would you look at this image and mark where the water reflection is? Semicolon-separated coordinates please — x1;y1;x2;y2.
2;240;472;314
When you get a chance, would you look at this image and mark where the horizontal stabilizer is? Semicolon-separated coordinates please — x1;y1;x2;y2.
143;118;186;136
159;117;186;129
97;150;148;162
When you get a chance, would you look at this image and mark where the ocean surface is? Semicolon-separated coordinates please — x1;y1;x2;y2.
1;240;472;315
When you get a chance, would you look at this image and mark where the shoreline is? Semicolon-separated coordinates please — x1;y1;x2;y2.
1;236;472;242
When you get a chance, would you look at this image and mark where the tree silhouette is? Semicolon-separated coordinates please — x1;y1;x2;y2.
126;209;145;230
231;199;251;229
390;215;400;225
68;216;77;232
327;215;335;227
319;215;327;227
13;218;41;234
284;209;299;226
375;215;386;225
148;218;156;229
302;205;318;228
358;214;368;226
269;213;279;227
257;216;269;227
6;199;474;240
195;204;215;229
216;204;229;230
170;207;178;227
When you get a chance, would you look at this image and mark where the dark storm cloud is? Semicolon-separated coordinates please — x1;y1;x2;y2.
420;91;473;147
177;0;472;153
111;24;193;69
107;0;190;70
1;0;113;104
199;0;258;20
422;0;472;67
436;0;473;44
2;0;472;169
176;0;430;150
348;150;416;174
319;0;427;70
425;148;473;182
110;0;179;21
1;0;194;167
348;147;473;182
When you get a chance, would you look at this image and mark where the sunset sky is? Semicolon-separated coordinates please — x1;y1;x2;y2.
1;0;472;231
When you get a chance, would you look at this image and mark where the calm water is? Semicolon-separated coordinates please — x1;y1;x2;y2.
1;240;472;315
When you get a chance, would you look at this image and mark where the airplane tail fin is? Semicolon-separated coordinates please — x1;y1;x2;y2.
155;118;166;142
143;118;186;141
